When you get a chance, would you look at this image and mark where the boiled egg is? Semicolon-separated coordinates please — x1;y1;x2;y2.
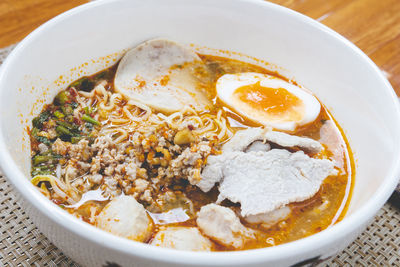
216;73;320;131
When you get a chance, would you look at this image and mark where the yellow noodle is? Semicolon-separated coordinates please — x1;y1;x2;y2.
31;175;77;204
113;129;129;144
123;106;142;122
86;84;233;143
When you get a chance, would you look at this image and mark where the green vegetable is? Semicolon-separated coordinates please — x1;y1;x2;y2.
52;153;62;160
61;105;73;115
88;131;96;138
31;163;56;176
32;117;40;128
54;91;70;105
33;155;53;165
85;122;94;131
31;169;53;177
32;111;50;128
35;136;51;145
88;137;95;145
56;125;73;136
56;120;76;130
31;127;39;136
65;115;74;123
71;136;84;144
54;111;64;119
94;69;113;81
84;106;96;115
32;164;54;171
70;77;95;92
70;102;79;109
82;114;100;126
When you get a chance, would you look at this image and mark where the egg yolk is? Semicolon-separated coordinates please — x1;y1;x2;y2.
232;82;305;122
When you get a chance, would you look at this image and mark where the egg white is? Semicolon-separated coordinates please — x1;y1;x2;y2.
216;72;321;131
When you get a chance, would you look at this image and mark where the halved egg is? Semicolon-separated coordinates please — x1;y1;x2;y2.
216;72;321;131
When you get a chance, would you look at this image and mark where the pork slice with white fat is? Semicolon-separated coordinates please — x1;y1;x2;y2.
244;206;291;229
215;149;336;216
222;127;322;154
196;155;224;192
245;140;271;153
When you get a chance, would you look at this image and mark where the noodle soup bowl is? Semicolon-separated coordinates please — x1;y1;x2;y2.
1;0;400;266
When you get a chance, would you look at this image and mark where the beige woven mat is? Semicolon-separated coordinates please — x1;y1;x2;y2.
1;45;400;267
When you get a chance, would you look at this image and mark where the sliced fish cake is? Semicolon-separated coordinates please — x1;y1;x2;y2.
115;39;211;113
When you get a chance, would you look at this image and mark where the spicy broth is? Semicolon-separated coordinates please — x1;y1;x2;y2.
29;54;353;251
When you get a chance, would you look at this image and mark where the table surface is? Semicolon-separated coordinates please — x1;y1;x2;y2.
1;0;400;266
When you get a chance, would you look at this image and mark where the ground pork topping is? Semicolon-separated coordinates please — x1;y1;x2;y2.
50;124;219;206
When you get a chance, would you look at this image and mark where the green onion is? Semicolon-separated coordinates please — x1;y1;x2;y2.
71;136;84;144
31;169;53;177
37;163;54;170
54;111;64;119
31;127;39;136
35;136;51;145
84;106;90;115
32;164;50;172
87;137;95;145
39;150;52;156
32;111;50;128
56;120;76;130
69;77;94;92
32;117;41;128
65;115;74;123
52;153;62;159
56;125;73;136
61;106;73;115
70;102;79;109
82;114;100;126
54;91;70;105
85;122;94;131
33;155;53;165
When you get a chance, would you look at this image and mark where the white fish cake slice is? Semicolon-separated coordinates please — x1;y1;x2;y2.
114;39;211;113
196;204;255;249
151;226;212;251
96;195;153;242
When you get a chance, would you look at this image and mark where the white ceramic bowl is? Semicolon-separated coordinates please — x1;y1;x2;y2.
1;0;400;266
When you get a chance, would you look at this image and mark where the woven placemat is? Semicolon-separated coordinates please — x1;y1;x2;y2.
0;45;399;267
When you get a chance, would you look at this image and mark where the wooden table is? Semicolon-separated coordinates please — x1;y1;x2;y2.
270;0;400;95
1;0;399;266
1;0;399;93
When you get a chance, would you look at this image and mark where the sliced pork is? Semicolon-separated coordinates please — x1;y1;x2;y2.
222;128;322;154
244;206;291;229
197;128;336;216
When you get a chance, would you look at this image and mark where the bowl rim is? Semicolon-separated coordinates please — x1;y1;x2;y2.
1;0;400;265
